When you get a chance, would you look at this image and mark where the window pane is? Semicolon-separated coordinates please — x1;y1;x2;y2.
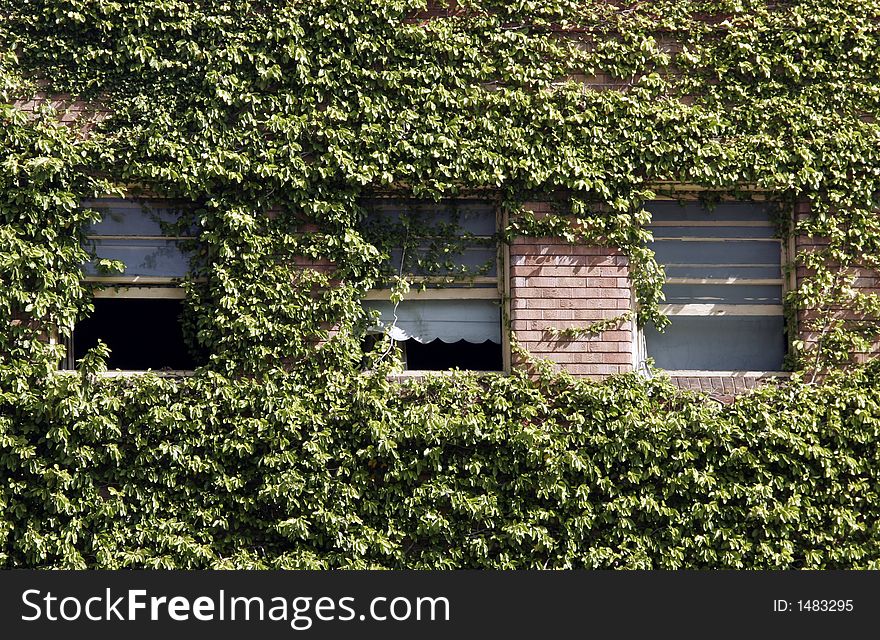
648;201;775;222
645;200;786;371
82;238;192;277
83;199;191;236
650;239;781;267
651;225;778;239
82;199;197;278
663;264;782;280
387;246;497;277
662;284;782;305
361;200;496;279
645;316;785;371
363;200;496;235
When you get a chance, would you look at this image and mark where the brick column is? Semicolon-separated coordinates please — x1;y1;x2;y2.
794;199;880;365
509;220;635;379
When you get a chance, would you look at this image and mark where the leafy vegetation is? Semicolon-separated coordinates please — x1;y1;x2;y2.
4;362;880;568
0;0;879;567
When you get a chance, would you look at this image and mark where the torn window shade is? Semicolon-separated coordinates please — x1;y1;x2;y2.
363;299;502;344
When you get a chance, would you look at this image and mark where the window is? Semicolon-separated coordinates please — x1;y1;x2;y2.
361;199;504;371
642;200;786;372
72;297;197;370
64;198;202;372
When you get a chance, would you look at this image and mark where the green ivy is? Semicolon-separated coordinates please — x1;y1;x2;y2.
3;363;880;568
0;0;879;567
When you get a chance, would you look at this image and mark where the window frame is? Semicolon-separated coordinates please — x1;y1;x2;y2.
636;193;793;377
361;197;510;374
60;197;201;375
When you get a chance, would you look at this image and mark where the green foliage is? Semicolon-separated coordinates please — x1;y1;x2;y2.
0;1;879;567
2;0;879;368
545;311;634;339
3;365;880;568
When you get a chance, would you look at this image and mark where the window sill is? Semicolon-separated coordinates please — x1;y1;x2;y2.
660;370;791;377
385;369;506;382
55;370;196;377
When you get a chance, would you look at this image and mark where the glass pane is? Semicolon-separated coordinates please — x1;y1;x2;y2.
647;201;775;223
662;284;782;305
83;199;192;236
83;239;193;277
645;315;786;370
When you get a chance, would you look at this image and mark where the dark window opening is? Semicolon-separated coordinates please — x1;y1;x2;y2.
404;339;503;371
73;298;200;370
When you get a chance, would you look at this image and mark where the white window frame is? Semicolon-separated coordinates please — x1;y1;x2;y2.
61;197;199;375
363;198;509;373
636;193;792;378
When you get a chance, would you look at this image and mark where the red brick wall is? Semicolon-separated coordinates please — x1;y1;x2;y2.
13;93;109;132
509;204;634;379
794;199;880;365
667;374;784;403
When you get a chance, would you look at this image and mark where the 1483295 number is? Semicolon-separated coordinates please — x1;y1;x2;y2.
798;600;853;612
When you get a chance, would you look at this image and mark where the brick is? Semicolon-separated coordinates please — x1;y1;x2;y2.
534;352;605;364
513;287;547;299
698;378;716;393
510;239;564;251
540;309;577;320
538;288;577;299
679;377;700;390
511;266;541;277
598;352;633;364
509;309;545;320
583;287;630;299
555;307;623;319
525;341;592;354
590;330;631;341
589;341;633;353
511;330;559;342
527;298;620;310
566;364;628;375
513;320;573;332
511;265;592;277
584;276;626;288
528;276;591;288
570;245;624;256
535;351;632;364
510;254;626;267
521;201;554;213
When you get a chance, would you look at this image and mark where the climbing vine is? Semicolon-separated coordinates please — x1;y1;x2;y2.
1;1;880;567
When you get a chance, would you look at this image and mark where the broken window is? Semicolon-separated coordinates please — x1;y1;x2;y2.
643;200;786;371
71;297;198;370
64;198;202;372
361;200;503;371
